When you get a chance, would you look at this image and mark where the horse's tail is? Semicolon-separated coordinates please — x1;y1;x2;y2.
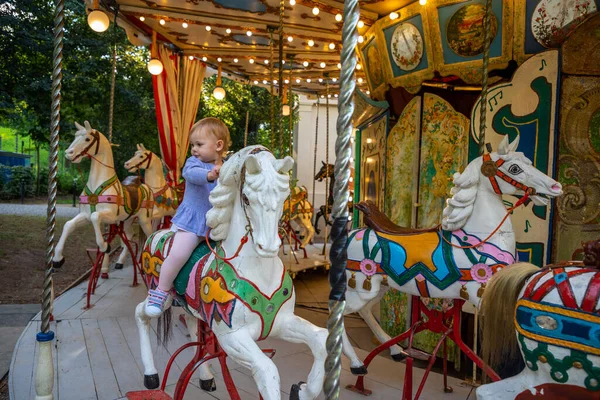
157;307;173;345
480;262;539;379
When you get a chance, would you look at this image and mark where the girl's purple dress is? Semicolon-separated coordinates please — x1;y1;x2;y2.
171;156;216;237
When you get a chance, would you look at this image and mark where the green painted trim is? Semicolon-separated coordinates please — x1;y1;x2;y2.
209;246;294;340
83;175;119;213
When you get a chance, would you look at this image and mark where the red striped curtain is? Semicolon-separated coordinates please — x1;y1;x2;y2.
152;44;206;183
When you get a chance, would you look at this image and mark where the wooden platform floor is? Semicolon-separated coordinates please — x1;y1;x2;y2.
9;264;477;400
281;243;330;278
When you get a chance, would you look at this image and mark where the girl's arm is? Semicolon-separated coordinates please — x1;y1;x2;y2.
182;161;213;185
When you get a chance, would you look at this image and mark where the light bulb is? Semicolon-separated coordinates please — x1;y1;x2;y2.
358;20;365;28
202;56;207;61
320;62;326;68
306;78;311;83
139;16;145;21
217;57;222;62
358;77;363;83
263;80;268;84
254;80;259;84
358;35;364;43
287;36;293;42
213;86;226;100
356;64;362;70
312;7;319;15
290;0;296;4
282;60;286;64
321;95;325;98
264;59;269;64
366;90;370;95
308;39;314;47
390;12;399;20
159;19;166;25
337;63;341;69
332;77;337;82
328;94;331;98
419;0;426;4
249;58;255;64
188;55;194;60
303;61;309;67
282;104;290;116
318;78;323;82
205;25;211;31
182;22;188;28
147;58;164;75
233;58;238;63
88;10;110;32
329;43;335;50
334;93;338;98
246;30;252;36
296;78;301;83
285;79;290;84
226;28;231;34
274;79;278;84
335;14;342;22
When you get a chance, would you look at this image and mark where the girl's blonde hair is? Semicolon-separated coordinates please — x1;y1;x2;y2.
190;117;231;154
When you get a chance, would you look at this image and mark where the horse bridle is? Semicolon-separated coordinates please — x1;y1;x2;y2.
130;151;153;171
72;129;101;161
481;154;537;196
238;147;273;241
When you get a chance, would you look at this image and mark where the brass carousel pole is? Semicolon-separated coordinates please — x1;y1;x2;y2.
277;0;285;156
36;0;63;397
470;0;494;386
108;7;119;143
324;0;358;398
311;97;321;214
269;28;276;151
322;80;330;258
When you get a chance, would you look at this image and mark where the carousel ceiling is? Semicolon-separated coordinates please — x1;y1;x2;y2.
102;0;417;96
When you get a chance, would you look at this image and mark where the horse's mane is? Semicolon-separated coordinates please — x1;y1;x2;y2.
441;158;481;231
206;145;277;240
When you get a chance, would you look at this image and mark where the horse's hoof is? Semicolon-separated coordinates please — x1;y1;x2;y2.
144;374;160;389
114;263;123;270
101;273;109;279
53;258;65;269
391;353;407;362
289;381;305;400
200;378;216;392
351;366;368;376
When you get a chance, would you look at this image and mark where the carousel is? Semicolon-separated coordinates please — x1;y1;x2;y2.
9;0;600;399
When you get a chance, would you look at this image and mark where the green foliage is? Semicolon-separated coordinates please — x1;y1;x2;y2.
0;166;35;199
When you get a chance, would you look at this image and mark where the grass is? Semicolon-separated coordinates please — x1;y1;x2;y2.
0;126;49;169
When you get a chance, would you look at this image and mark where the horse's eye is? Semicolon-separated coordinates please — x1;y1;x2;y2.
140;155;144;158
85;138;91;142
242;194;250;206
508;164;523;175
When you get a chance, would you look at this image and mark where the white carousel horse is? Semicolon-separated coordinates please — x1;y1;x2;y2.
340;136;563;374
477;239;600;400
52;121;154;276
135;146;328;400
124;143;181;225
282;185;315;249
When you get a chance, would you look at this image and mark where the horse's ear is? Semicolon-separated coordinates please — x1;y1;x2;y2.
508;135;520;153
84;121;92;132
274;156;294;174
140;143;147;151
136;144;141;151
245;155;262;174
74;121;84;131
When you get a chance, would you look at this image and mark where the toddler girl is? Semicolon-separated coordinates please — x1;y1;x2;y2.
145;117;231;317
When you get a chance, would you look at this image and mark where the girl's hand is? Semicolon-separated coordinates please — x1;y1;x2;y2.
208;165;221;182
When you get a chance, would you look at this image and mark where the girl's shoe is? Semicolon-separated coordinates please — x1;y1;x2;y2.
145;288;170;317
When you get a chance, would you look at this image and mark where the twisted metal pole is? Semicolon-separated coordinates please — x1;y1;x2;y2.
36;0;63;397
311;98;320;215
478;0;493;157
277;0;285;156
288;55;294;156
108;8;119;143
471;0;494;385
324;0;358;398
322;82;330;258
270;29;276;151
244;109;250;147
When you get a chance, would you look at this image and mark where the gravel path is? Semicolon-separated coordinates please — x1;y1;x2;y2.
0;203;80;218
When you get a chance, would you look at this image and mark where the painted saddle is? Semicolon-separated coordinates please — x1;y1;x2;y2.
141;232;294;340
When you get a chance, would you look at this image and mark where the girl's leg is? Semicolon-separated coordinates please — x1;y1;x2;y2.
145;230;200;317
157;230;201;292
